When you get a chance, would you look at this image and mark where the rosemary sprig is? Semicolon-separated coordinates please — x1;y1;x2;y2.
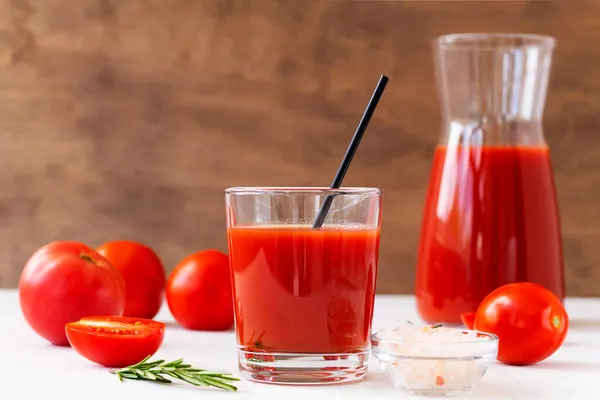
109;355;240;392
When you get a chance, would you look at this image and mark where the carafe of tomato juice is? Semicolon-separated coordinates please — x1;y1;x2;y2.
416;34;565;324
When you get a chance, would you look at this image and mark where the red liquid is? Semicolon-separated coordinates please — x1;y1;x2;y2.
227;226;379;353
416;146;564;323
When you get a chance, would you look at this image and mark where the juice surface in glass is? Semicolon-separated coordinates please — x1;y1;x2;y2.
228;225;379;354
416;145;564;323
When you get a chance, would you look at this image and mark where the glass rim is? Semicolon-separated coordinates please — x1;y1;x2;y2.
225;186;383;195
434;33;556;50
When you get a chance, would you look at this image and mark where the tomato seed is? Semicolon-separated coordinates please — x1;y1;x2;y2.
89;327;138;335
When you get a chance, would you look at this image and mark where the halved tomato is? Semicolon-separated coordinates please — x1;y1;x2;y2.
65;316;165;367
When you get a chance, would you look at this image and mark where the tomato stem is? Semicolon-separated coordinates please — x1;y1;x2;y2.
80;254;98;264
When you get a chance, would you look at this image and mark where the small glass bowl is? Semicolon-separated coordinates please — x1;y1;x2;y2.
371;328;499;397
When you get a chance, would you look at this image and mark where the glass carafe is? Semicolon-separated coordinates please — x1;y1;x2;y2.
415;34;565;324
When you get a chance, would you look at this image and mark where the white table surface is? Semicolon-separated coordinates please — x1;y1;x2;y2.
1;290;599;399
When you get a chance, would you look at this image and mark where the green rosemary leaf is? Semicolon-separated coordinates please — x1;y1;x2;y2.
129;355;152;368
202;376;239;392
164;371;180;380
215;375;241;382
155;375;172;384
140;359;164;369
174;371;207;386
141;371;157;380
132;369;146;378
162;358;184;368
120;372;139;380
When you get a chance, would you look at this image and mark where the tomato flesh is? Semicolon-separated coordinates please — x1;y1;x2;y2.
66;316;165;367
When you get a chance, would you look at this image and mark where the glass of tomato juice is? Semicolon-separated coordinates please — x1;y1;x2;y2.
225;187;382;384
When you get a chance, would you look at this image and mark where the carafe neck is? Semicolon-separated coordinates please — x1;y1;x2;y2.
434;34;555;147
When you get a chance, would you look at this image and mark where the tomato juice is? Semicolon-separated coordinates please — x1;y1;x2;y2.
227;225;380;354
416;145;564;324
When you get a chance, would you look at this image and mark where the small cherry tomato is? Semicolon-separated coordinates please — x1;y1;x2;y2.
19;241;125;346
474;282;568;366
65;316;165;367
166;250;234;330
97;241;166;319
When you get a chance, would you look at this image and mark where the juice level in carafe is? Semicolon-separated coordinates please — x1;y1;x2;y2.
415;144;564;324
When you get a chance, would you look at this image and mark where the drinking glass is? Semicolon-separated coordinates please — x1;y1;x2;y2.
416;34;564;324
225;187;382;384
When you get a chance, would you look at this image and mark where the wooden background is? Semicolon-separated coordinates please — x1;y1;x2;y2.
1;0;599;296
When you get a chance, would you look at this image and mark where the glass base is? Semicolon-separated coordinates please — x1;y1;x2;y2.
237;350;369;385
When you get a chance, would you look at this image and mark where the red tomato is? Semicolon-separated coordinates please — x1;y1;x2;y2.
19;241;126;346
474;282;568;366
97;241;166;319
66;316;165;367
461;312;475;330
166;250;234;330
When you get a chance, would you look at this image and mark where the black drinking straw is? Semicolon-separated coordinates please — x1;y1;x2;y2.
312;75;389;229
